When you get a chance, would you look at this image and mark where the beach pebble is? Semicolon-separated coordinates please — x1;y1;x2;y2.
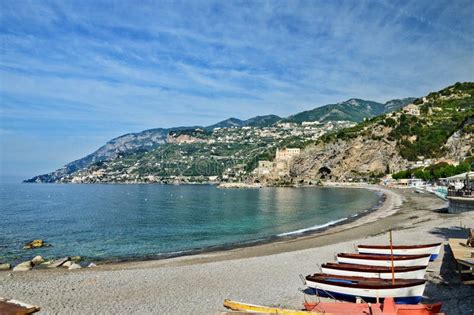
71;256;82;262
87;263;97;268
0;263;11;271
13;261;33;272
68;263;81;270
63;261;73;268
32;255;45;265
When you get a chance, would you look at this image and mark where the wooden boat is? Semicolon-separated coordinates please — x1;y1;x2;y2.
223;299;318;314
321;263;427;279
224;298;444;314
337;253;431;267
357;243;442;261
0;297;40;314
304;297;444;314
305;273;426;304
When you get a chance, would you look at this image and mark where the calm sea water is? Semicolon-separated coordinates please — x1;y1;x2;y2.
0;184;380;263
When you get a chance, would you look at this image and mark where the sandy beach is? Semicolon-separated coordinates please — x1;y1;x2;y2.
1;185;473;314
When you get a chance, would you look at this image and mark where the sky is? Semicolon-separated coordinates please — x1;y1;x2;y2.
1;0;473;181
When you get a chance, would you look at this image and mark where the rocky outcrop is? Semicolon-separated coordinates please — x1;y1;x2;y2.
167;134;207;144
23;239;49;249
444;117;473;160
290;135;408;181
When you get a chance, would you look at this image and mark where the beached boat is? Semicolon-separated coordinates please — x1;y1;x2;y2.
337;253;431;267
0;297;40;314
305;273;426;304
304;297;443;314
357;243;442;261
321;263;427;279
224;298;443;314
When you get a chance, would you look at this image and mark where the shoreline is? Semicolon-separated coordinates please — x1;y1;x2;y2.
2;186;473;314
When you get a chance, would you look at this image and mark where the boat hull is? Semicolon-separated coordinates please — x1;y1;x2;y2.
357;244;442;261
305;279;426;304
337;254;431;267
304;298;443;315
321;266;427;279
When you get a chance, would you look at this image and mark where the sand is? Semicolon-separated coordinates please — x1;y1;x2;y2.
1;186;473;314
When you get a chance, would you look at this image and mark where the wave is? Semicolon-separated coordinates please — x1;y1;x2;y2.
277;217;349;237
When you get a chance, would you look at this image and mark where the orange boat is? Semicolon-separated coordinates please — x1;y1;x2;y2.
304;297;443;315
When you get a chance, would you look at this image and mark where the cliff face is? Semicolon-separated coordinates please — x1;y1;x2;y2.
444;117;473;160
290;124;409;181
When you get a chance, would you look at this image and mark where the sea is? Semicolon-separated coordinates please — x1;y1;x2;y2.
0;184;381;263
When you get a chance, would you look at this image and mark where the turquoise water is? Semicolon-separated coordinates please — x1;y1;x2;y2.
0;184;380;263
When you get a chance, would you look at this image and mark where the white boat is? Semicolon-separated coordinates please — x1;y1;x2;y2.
357;243;442;261
321;263;427;279
336;253;431;267
305;273;426;304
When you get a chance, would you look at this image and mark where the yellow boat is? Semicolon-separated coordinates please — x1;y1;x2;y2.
223;299;327;314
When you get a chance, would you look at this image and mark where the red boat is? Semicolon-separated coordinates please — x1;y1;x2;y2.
304;297;444;314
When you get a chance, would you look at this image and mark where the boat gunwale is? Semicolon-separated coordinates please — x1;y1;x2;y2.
322;263;427;273
337;253;431;260
357;243;442;250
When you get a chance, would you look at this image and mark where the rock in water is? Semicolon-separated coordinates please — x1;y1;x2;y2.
13;261;33;272
48;257;70;268
70;256;81;262
23;239;49;249
0;263;11;271
68;263;81;270
32;255;45;265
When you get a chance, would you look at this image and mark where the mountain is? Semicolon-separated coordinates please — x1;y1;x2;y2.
286;98;415;124
286;82;473;182
24;127;188;183
205;115;282;130
243;115;282;127
205;117;244;130
25;96;413;183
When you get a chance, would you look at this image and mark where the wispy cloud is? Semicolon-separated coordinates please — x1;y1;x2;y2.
0;0;473;177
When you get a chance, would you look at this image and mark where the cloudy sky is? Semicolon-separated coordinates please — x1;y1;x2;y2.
1;0;473;180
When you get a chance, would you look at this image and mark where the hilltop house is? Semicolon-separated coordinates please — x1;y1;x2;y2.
403;104;420;116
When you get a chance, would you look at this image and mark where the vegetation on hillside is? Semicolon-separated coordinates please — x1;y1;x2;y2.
390;82;474;160
391;160;471;181
318;82;474;161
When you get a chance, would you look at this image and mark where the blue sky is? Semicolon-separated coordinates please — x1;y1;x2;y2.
1;0;473;180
